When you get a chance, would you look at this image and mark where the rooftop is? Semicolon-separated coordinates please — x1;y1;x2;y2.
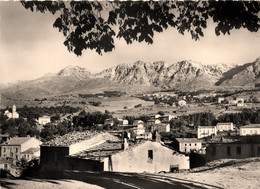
42;131;119;147
217;122;233;125
208;136;260;144
240;124;260;128
21;147;40;154
1;137;35;146
198;126;216;128
69;140;183;161
69;141;124;160
175;138;202;143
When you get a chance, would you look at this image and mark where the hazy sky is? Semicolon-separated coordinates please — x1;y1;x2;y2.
0;1;260;84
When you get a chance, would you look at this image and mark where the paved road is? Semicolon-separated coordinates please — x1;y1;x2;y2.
1;171;222;189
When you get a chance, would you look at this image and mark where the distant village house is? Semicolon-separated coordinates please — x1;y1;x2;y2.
240;124;260;136
197;126;217;139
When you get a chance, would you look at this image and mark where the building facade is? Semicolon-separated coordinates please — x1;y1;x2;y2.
206;136;260;162
38;116;51;125
197;126;217;139
0;137;42;164
216;122;234;132
173;138;202;154
240;124;260;136
103;141;190;173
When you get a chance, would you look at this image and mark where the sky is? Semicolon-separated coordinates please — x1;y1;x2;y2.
0;1;260;84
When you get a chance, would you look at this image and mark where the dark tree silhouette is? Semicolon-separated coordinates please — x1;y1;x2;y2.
21;1;259;56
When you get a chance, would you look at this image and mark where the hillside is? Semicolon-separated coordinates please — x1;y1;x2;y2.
217;57;260;87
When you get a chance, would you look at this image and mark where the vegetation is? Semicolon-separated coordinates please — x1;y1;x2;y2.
16;105;80;123
72;111;112;130
1;118;40;137
21;1;259;56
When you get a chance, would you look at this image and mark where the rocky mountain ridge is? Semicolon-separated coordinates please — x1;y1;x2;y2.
1;57;260;97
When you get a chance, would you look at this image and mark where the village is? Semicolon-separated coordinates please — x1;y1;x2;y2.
1;92;260;180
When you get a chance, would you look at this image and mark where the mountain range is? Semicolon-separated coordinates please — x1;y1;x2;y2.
1;57;260;98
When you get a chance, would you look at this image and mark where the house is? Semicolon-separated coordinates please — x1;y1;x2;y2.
218;97;225;104
240;124;260;136
178;100;187;106
206;136;260;162
216;122;234;132
4;104;19;119
0;136;42;164
173;138;202;154
197;126;217;139
133;121;145;137
150;123;170;133
38;115;51;125
40;131;120;171
69;139;190;173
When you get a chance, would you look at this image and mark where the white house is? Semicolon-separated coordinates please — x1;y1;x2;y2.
216;122;234;132
174;138;202;154
197;126;217;139
38;116;51;125
240;124;260;136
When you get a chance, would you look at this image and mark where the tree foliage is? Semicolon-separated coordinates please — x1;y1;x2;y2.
21;1;259;56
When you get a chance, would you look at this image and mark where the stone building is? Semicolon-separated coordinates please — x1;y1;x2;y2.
0;136;42;164
71;140;190;173
40;131;120;171
206;136;260;162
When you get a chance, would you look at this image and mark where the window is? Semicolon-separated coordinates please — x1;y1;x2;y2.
195;143;197;146
185;144;187;146
3;148;6;153
16;155;18;160
227;147;231;155
4;164;7;169
10;152;13;158
189;144;191;146
16;148;18;153
236;146;241;155
148;150;153;160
